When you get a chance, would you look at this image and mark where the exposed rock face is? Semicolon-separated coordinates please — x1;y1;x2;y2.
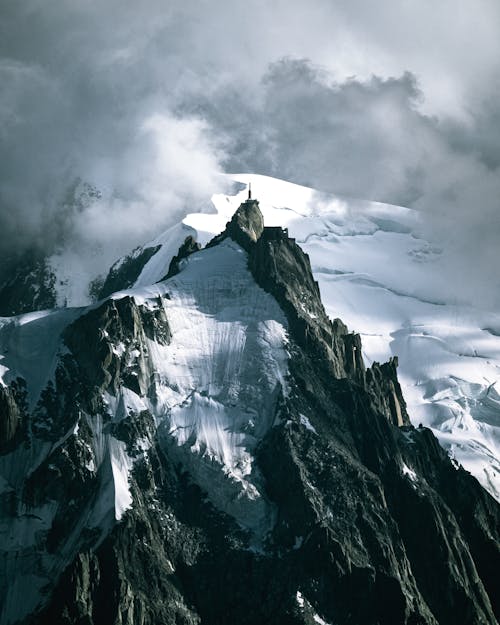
0;380;27;454
0;252;57;316
98;245;161;300
0;198;498;625
207;197;264;251
162;235;201;280
226;197;265;249
245;212;410;427
64;295;171;398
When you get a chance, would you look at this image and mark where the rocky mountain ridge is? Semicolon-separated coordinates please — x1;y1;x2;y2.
0;196;498;625
0;252;57;317
2;175;498;504
70;175;500;503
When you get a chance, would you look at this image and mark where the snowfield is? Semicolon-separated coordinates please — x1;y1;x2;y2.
128;239;289;532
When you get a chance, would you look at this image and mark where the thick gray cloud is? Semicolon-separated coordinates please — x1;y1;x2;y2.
1;0;499;304
191;58;500;305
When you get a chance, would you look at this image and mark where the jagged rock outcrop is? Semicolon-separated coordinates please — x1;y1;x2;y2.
64;295;171;398
0;380;27;454
225;197;264;248
162;235;201;280
0;252;57;316
208;197;264;252
0;197;498;625
237;204;410;427
98;246;161;300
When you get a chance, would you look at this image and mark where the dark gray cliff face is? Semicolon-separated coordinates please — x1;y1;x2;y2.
1;199;499;625
0;380;27;454
97;246;162;301
246;223;409;428
0;252;57;316
162;235;201;280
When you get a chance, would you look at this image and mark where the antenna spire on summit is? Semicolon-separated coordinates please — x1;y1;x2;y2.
248;183;252;200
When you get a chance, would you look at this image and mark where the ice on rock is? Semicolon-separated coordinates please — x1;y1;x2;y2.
402;463;418;483
109;437;134;521
299;414;317;434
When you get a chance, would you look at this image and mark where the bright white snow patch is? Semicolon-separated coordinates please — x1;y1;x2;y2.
296;590;332;625
402;463;418;482
135;222;197;287
313;613;332;625
109;438;134;520
300;414;317;435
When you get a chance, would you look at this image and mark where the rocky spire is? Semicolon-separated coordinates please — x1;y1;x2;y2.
207;191;264;252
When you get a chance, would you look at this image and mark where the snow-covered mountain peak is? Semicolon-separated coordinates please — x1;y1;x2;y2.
1;185;499;625
0;231;291;621
98;173;499;501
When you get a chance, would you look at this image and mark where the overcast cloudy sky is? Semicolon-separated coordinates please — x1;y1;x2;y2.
1;0;500;302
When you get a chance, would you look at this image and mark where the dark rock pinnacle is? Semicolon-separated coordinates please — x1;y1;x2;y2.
162;235;201;280
207;197;264;252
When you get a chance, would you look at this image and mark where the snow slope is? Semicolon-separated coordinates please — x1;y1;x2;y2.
128;239;288;532
130;174;500;501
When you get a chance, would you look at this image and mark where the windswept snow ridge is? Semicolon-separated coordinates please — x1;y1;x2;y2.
128;174;500;500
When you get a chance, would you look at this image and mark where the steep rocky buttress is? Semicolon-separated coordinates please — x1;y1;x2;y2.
0;252;57;317
0;198;498;625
